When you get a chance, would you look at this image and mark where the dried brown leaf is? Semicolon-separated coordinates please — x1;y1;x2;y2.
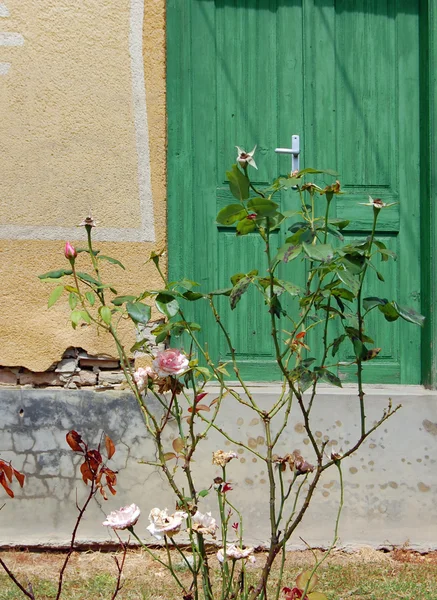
105;434;116;460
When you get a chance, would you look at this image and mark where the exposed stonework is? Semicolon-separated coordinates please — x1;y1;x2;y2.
0;347;132;390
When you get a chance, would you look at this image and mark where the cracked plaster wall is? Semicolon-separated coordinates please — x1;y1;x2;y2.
0;0;167;371
0;386;437;551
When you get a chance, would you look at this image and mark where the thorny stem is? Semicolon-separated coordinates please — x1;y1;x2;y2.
55;475;96;599
110;535;128;600
357;208;379;436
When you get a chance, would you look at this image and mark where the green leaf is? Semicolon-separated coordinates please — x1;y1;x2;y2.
100;306;112;325
209;287;232;296
344;327;374;344
231;273;246;285
247;197;279;216
195;366;212;379
236;217;257;235
275;243;302;263
48;285;64;308
183;290;204;301
112;295;137;306
332;334;346;357
329;218;350;230
39;268;73;280
353;338;368;360
216;204;247;226
68;292;78;310
342;253;367;274
230;276;252;310
97;255;125;270
155;293;179;318
302;242;334;262
127;301;152;324
70;310;82;329
80;311;91;324
85;291;96;306
276;279;304;296
171;321;202;336
392;302;425;327
299;369;315;392
226;164;250;201
151;322;172;344
363;297;388;311
198;489;210;498
378;302;400;322
319;369;343;387
76;272;101;287
338;269;360;296
297;167;338;177
332;287;355;302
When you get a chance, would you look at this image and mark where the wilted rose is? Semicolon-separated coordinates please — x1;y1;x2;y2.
212;450;238;467
152;349;189;378
102;503;140;530
133;366;156;391
217;544;255;563
147;507;187;540
190;511;217;537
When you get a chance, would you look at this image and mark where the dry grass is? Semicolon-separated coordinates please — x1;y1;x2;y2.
0;547;436;599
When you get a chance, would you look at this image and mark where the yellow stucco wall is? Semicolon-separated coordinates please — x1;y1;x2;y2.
0;0;167;370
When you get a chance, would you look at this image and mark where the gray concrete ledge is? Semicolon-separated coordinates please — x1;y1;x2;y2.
0;385;436;551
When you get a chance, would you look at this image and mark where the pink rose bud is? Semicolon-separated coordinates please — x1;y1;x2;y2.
64;241;77;260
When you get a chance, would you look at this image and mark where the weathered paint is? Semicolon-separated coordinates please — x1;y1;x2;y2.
1;385;437;550
167;0;422;384
0;0;166;370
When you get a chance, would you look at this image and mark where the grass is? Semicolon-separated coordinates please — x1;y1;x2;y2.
0;548;436;599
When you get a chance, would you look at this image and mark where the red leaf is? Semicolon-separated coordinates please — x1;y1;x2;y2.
194;392;208;403
296;331;306;340
66;431;84;452
80;461;93;484
0;462;13;483
188;404;210;413
105;435;116;460
0;472;14;498
13;469;25;488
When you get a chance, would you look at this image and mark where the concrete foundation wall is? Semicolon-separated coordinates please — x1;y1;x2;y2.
0;386;436;551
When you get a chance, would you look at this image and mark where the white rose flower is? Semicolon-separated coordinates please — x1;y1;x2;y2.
191;511;217;537
147;507;187;540
133;367;156;391
102;504;141;530
217;544;255;563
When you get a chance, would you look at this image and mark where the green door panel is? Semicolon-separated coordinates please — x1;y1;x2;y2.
167;0;421;383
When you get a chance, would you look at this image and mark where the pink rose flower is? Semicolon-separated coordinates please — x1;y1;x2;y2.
152;349;189;377
64;241;77;260
102;503;140;530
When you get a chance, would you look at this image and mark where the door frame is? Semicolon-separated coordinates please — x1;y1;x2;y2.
166;0;437;387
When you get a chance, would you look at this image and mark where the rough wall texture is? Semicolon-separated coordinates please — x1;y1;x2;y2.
0;0;167;370
1;386;436;551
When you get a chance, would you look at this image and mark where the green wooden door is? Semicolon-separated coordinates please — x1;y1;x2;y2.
167;0;422;383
